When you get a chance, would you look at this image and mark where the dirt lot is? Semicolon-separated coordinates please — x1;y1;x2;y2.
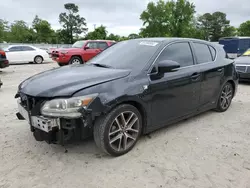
1;63;250;188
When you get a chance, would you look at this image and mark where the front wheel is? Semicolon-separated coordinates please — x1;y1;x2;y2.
94;104;142;156
69;56;83;65
215;82;234;112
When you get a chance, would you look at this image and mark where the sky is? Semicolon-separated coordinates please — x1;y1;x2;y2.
1;0;250;36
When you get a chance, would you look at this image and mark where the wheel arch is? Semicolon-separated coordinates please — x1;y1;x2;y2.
104;99;148;134
71;55;84;62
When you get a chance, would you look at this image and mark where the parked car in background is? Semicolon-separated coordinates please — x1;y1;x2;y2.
234;48;250;81
219;37;250;59
51;40;116;66
4;45;50;64
0;48;9;69
16;38;238;156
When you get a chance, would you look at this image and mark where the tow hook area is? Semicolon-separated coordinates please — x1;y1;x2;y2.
16;112;25;120
78;107;93;128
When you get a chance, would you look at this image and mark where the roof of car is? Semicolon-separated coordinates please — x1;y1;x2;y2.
132;37;214;44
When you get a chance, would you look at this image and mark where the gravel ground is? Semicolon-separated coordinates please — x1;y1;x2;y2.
1;63;250;188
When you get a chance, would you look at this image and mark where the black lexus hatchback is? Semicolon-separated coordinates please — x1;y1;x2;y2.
15;38;238;156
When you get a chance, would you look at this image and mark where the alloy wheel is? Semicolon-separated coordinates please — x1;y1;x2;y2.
72;59;81;64
220;84;233;110
108;111;140;152
35;56;43;64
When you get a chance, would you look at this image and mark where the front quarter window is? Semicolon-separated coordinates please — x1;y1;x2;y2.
156;42;194;67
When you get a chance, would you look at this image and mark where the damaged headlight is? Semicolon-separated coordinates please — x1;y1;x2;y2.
41;94;98;118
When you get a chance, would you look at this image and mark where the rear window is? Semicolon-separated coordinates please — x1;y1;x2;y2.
193;43;212;64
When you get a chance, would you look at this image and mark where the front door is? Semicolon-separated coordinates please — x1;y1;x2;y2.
84;42;102;61
149;42;201;128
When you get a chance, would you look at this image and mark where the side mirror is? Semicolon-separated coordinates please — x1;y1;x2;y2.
158;60;180;73
84;46;89;50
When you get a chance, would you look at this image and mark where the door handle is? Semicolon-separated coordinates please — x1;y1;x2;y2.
217;68;224;72
191;73;201;80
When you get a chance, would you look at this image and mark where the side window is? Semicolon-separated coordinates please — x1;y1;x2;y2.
193;43;212;64
8;46;23;52
157;42;194;67
98;42;108;50
86;42;98;49
208;46;216;60
22;46;35;51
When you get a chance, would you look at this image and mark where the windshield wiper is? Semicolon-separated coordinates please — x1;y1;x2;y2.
92;63;112;68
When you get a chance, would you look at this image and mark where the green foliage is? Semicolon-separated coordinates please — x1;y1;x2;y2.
9;20;34;43
85;25;108;40
197;12;232;41
238;21;250;36
0;19;9;42
32;15;55;43
140;0;195;37
59;3;87;43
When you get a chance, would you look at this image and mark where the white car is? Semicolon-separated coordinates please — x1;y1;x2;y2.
4;45;50;64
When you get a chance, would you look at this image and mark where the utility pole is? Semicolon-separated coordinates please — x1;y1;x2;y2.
94;24;96;30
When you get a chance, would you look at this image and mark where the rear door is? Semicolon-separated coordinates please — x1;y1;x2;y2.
191;42;224;108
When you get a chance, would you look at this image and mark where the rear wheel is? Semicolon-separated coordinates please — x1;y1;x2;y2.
34;56;43;64
215;82;234;112
69;56;83;65
94;104;142;156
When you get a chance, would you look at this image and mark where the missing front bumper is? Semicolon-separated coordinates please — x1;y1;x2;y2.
17;100;93;145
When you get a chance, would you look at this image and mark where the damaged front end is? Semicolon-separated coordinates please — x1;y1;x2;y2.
15;92;96;145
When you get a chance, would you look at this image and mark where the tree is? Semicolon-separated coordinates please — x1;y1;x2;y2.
128;33;140;39
9;20;34;42
106;33;121;41
238;21;250;36
85;25;107;39
59;3;87;44
140;0;195;37
0;19;9;42
198;12;231;41
32;15;54;43
223;26;237;37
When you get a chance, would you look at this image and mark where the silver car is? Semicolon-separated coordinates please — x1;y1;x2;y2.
234;48;250;81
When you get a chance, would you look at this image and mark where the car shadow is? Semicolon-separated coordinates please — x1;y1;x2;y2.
8;61;52;65
239;81;250;85
47;110;215;159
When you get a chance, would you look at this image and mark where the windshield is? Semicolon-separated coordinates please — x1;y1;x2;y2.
72;41;86;48
242;48;250;56
88;40;161;70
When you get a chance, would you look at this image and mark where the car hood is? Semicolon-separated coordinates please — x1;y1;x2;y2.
57;48;81;52
19;64;130;97
234;56;250;65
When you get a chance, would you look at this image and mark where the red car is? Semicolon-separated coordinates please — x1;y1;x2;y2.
0;48;9;69
51;40;116;66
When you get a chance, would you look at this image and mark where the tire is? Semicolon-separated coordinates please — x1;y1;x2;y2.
58;63;66;67
215;82;234;112
94;104;142;156
34;56;43;64
69;56;83;65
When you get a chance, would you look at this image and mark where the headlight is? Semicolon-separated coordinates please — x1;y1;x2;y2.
61;50;68;54
41;94;98;118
